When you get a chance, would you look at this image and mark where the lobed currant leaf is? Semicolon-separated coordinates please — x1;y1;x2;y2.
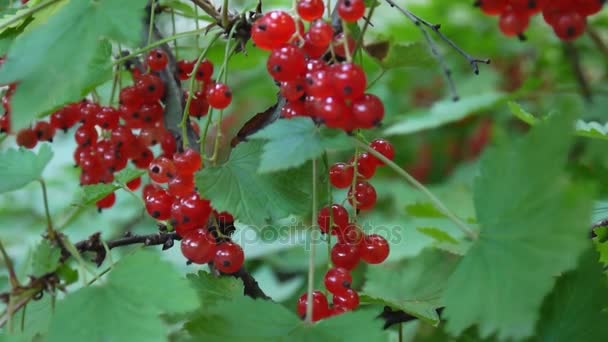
365;41;435;70
31;239;61;278
0;144;52;194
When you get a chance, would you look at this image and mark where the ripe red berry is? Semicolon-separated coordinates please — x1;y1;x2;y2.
214;241;245;274
297;291;330;321
195;59;214;83
360;234;390;264
74;125;98;147
0;115;10;133
332;288;360;311
172;193;213;235
147;49;169;71
34;121;55;142
330;63;367;100
95;107;120;130
332;33;357;59
267;45;307;82
305;69;335;98
499;10;530;37
96;192;116;210
280;101;307;119
252;11;296;51
126;177;142;191
181;229;217;264
144;186;173;220
217;211;235;225
336;224;364;245
308;20;333;47
177;60;195;80
297;0;325;21
205;82;233;109
324;267;352;295
136;74;166;103
337;0;366;22
168;174;196;198
50;107;79;131
173;148;203;176
331;243;361;270
329;162;354;189
348;181;377;211
552;12;587;41
280;78;306;101
477;0;507;16
351;153;377;180
352;94;384;128
148;156;177;184
369;139;395;166
318;204;350;234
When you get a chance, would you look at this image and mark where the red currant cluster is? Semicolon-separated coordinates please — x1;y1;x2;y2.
297;139;394;321
476;0;604;41
251;1;385;131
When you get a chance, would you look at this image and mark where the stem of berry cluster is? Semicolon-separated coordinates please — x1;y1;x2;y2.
38;179;57;242
350;147;359;221
181;31;223;149
306;158;319;323
0;240;19;289
354;2;377;59
147;1;157;47
354;138;478;241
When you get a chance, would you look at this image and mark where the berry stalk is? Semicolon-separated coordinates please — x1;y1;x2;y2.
306;158;319;324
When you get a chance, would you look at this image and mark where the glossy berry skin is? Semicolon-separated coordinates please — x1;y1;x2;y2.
173;148;203;176
332;288;360;311
280;79;306;101
297;0;325;21
217;211;235;225
136;74;166;103
369;139;395;166
195;60;214;83
96;107;120;130
168;174;196;198
318;204;349;234
352;94;384;128
252;11;296;51
144;187;173;220
308;20;333;47
348;181;377;211
330;63;367;100
147;49;169;71
332;33;357;59
0;115;9;133
187;91;210;118
552;12;587;41
329;162;354;189
126;177;142;191
214;242;244;274
267;45;307;82
96;192;116;210
173;193;213;235
338;0;366;22
205;82;232;109
34;121;55;142
297;291;330;321
280;101;306;119
360;234;390;264
336;224;364;245
477;0;507;16
499;11;530;37
16;128;38;149
148;156;177;184
305;69;335;98
177;60;195;80
181;229;217;264
75;125;98;147
331;243;361;270
324;267;352;295
351;153;377;180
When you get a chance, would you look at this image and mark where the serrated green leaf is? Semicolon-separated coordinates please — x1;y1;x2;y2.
185;295;384;341
0;0;147;130
416;227;459;245
47;251;198;342
405;203;447;218
442;113;594;340
115;168;145;186
187;270;243;307
81;183;120;205
362;249;458;325
56;264;78;285
196;141;312;226
530;248;608;342
250;118;352;173
365;41;434;69
31;239;61;277
384;92;505;136
0;144;52;193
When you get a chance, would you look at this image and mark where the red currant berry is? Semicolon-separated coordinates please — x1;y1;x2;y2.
96;192;116;210
214;241;245;274
147;49;169;71
126;177;142;191
144;187;174;220
337;0;366;22
369;138;395;166
499;10;530;37
305;69;335;98
177;60;195;80
267;45;307;82
168;174;196;198
352;94;384;129
297;0;325;21
552;12;587;41
252;11;296;51
336;224;364;245
332;33;357;59
280;79;306;101
195;59;214;83
318;204;349;234
34;121;55;142
161;131;177;158
173;148;203;175
331;243;361;270
360;234;390;264
324;267;352;295
281;101;307;119
297;291;330;321
75;125;98;147
308;20;333;47
477;0;508;16
95;107;120;130
205;82;232;109
348;181;377;211
332;288;360;311
181;228;217;264
351;153;377;180
0;114;10;133
217;211;235;225
330;63;367;100
329;162;354;189
148;156;177;184
136;74;166;103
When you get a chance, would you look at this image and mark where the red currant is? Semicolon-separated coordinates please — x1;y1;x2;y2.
252;11;296;51
337;0;366;22
324;267;352;295
144;186;173;220
181;228;217;264
499;10;530;37
148;156;177;184
205;82;232;109
96;192;116;210
308;20;333;47
195;59;214;83
330;63;367;100
126;177;142;191
329;162;354;189
214;241;245;274
369;138;395;166
348;181;377;211
351;153;377;180
147;49;169;71
173;148;203;176
177;60;195;80
352;94;384;128
297;291;330;321
331;242;361;270
360;234;390;264
297;0;325;21
34;121;55;142
332;288;360;311
75;125;98;147
318;204;349;234
552;12;587;41
267;45;307;82
168;174;196;198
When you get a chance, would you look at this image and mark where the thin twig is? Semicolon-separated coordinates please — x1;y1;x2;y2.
0;240;19;288
38;179;56;241
305;159;318;324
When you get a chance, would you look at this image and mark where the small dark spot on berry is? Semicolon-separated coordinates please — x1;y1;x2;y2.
183;216;191;223
273;65;282;73
343;86;353;96
258;24;267;31
224;91;232;98
148;85;156;93
153;211;160;218
151;166;160;173
223;260;231;268
567;27;576;37
343;280;351;288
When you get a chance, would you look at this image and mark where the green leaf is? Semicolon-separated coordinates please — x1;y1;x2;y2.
31;239;61;277
442;113;594;340
196;141;312;226
0;0;147;130
250;118;352;173
365;41;435;69
56;264;78;285
47;251;198;342
384;92;506;136
362;249;458;324
405;202;447;219
0;144;52;193
508;101;538;125
593;226;608;266
186;295;385;341
187;270;243;307
115;168;145;186
416;227;459;245
81;183;120;205
532;248;608;342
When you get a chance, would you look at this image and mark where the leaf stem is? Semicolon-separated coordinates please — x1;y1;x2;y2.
0;240;19;288
147;1;156;47
171;8;179;60
354;1;377;59
353;138;478;240
306;158;318;324
0;0;62;32
38;179;56;241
